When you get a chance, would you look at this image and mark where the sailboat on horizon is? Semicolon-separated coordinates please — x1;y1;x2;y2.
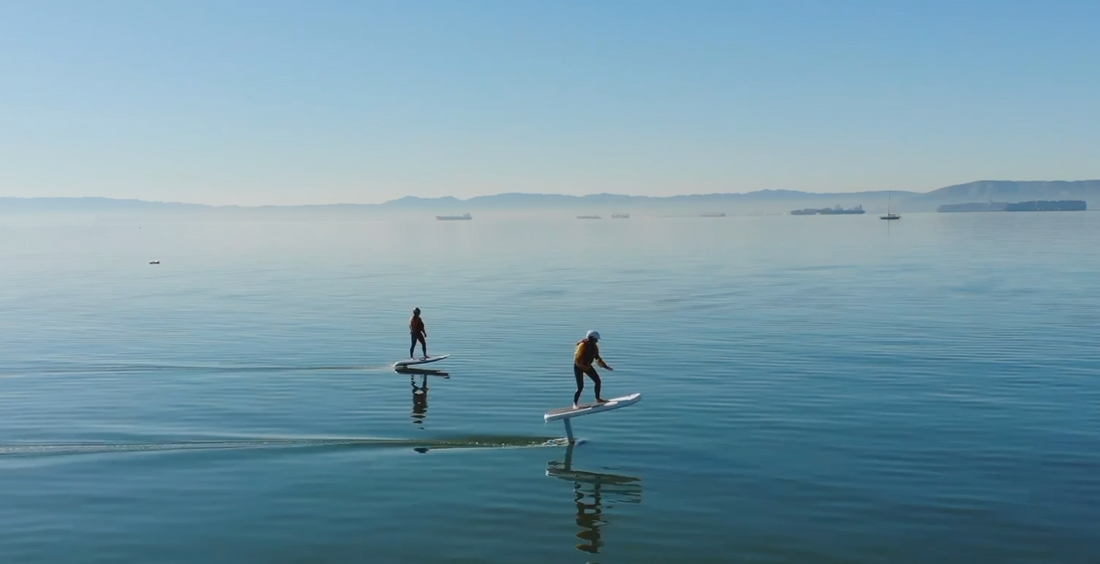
881;191;901;220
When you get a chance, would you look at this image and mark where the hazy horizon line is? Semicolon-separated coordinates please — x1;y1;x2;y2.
5;179;1099;209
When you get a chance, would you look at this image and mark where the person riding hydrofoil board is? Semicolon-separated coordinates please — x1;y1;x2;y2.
573;330;613;409
409;308;427;359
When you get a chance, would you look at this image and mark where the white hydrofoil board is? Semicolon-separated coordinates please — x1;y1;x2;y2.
393;354;450;369
544;392;641;422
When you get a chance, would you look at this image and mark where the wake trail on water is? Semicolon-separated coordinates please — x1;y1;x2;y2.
0;435;569;458
5;362;397;376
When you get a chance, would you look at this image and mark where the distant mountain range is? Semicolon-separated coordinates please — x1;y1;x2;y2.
378;189;914;212
2;180;1098;215
905;180;1100;207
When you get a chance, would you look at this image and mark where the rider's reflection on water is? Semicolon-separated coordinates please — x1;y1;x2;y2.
546;442;643;554
411;374;428;427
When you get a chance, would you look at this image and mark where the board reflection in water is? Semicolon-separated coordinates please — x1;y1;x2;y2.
546;443;643;555
395;367;449;429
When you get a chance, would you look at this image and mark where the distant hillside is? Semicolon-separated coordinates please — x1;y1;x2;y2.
0;190;917;215
380;195;463;209
906;180;1100;208
2;181;1097;215
0;197;209;212
376;190;916;214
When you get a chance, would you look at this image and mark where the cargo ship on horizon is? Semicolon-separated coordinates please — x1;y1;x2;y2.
790;205;865;215
937;200;1086;212
436;212;472;220
1006;200;1086;211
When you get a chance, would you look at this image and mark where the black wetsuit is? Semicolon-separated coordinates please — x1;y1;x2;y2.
409;315;427;357
573;340;602;405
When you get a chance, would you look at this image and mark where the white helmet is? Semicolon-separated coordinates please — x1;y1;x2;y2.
586;330;601;340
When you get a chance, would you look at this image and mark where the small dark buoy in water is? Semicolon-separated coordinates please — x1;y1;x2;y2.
149;260;160;265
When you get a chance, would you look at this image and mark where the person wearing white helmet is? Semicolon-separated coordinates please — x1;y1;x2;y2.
572;329;614;409
409;307;427;359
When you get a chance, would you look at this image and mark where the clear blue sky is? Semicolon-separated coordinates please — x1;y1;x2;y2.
1;0;1097;205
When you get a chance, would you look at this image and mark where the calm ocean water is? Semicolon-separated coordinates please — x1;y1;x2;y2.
1;211;1098;563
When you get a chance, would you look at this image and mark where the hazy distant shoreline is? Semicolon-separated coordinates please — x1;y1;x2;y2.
3;180;1098;216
